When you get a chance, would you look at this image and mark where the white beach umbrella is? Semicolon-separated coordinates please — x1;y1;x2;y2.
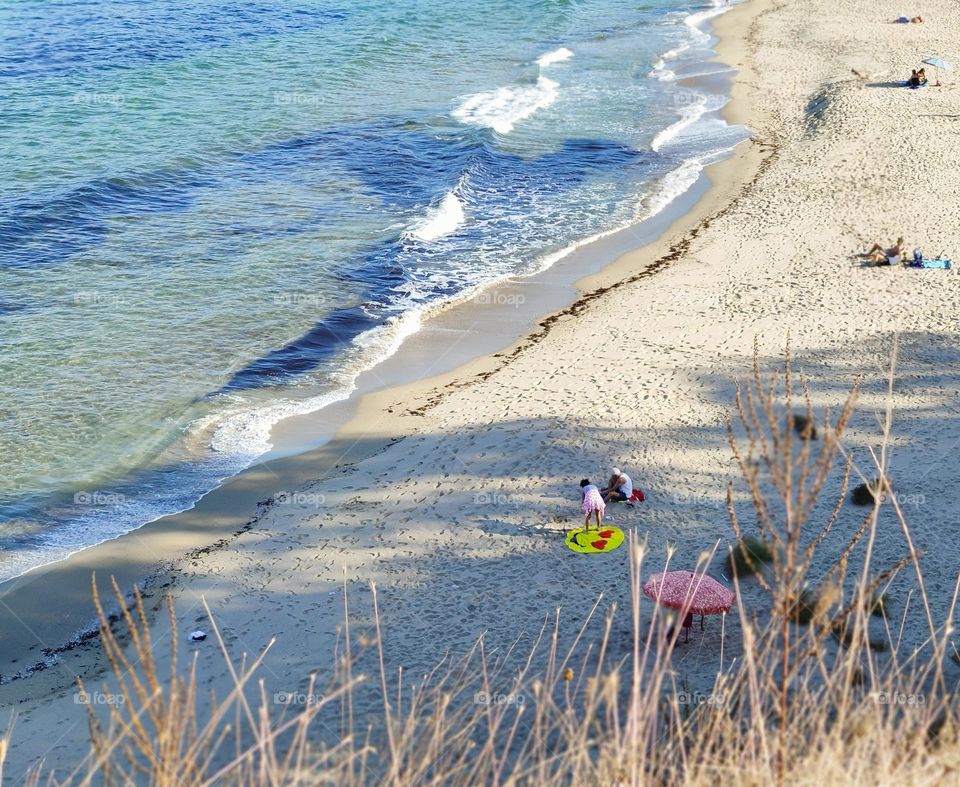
922;56;953;86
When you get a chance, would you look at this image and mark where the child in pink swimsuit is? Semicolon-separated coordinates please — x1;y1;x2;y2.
579;478;605;530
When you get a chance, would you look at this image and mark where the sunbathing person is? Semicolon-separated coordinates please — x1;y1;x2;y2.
908;68;929;88
860;237;905;266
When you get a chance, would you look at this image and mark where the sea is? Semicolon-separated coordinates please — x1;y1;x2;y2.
0;0;749;581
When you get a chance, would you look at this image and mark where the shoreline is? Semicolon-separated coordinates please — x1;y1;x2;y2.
0;0;772;685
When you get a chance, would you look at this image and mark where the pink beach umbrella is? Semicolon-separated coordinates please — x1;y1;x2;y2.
642;571;735;616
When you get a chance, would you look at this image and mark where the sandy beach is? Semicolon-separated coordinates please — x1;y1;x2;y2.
4;0;960;779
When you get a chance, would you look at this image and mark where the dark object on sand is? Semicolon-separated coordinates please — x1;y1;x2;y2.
852;477;890;506
789;588;817;625
868;591;890;618
190;630;207;642
727;535;774;577
832;622;854;648
830;621;889;651
792;413;818;440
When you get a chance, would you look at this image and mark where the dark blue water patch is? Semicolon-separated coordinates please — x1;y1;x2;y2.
224;305;381;390
0;300;32;316
244;121;479;211
220;128;660;391
0;170;210;269
247;121;655;216
0;1;346;79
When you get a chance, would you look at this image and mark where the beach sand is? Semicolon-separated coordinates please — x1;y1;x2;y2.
4;0;960;778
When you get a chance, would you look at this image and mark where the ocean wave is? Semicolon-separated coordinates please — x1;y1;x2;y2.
452;74;559;134
452;46;571;134
640;157;704;219
523;157;708;277
684;2;732;42
649;0;733;82
536;46;573;68
403;188;466;243
651;92;727;152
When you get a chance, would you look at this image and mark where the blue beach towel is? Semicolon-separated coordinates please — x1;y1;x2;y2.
908;258;951;269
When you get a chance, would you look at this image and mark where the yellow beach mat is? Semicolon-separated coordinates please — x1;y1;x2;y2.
565;525;624;554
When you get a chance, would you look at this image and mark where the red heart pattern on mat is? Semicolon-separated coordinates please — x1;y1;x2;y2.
565;525;624;554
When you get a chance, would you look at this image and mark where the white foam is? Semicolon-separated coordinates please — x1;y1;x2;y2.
650;0;733;81
453;74;559;135
641;158;705;219
453;45;572;134
651;92;729;153
652;96;706;152
404;189;466;243
536;46;573;68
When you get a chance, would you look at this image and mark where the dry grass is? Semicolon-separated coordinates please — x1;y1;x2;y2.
4;345;960;785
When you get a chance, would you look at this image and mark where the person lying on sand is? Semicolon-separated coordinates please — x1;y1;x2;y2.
895;15;924;23
601;467;633;503
860;237;904;265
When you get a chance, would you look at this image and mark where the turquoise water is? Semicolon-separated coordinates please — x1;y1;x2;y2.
0;0;748;580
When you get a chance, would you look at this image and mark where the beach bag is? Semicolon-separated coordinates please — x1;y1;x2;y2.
913;248;923;264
